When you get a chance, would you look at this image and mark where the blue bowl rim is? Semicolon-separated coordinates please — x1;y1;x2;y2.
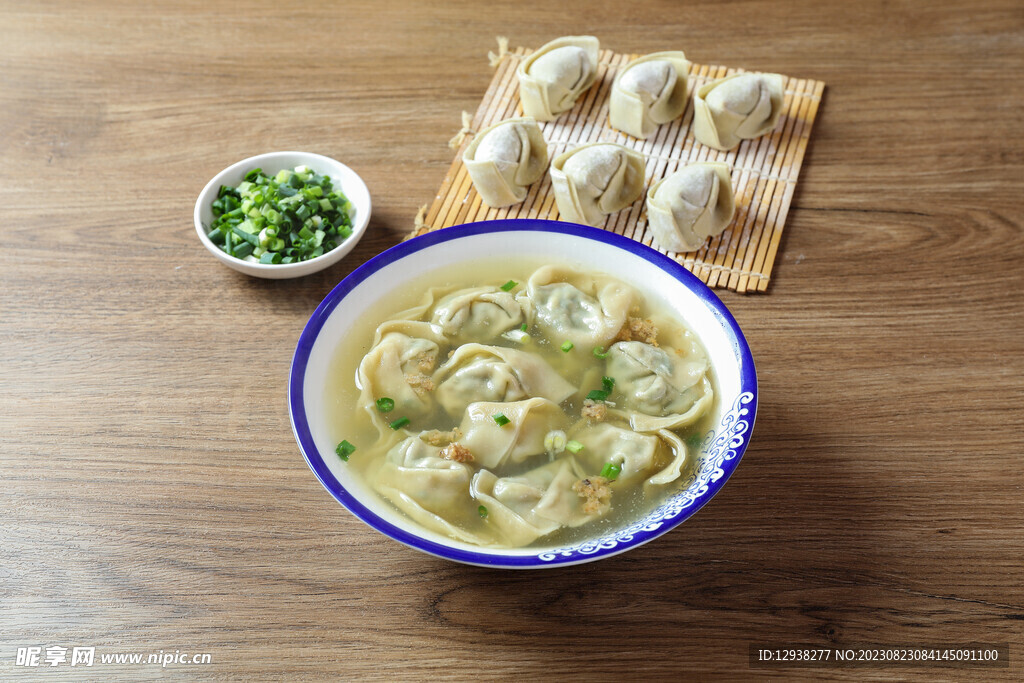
288;218;757;568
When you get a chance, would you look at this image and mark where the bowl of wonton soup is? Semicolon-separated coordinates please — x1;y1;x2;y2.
289;219;756;568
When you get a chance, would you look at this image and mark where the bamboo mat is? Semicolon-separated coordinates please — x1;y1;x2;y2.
411;45;825;293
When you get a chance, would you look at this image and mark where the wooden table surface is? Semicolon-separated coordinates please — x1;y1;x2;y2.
2;0;1022;680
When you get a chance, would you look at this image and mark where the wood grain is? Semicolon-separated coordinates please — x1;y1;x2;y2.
1;0;1022;680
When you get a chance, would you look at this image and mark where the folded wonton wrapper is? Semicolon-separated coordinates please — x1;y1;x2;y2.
471;456;603;547
430;285;526;343
693;72;785;151
356;320;448;431
570;421;689;488
374;434;488;546
609;51;691;139
606;339;714;432
550;143;646;227
459;397;570;470
517;36;600;121
434;343;576;419
526;264;639;351
646;162;736;252
463;117;549;208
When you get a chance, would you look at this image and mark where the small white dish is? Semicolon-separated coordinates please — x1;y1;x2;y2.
194;151;371;279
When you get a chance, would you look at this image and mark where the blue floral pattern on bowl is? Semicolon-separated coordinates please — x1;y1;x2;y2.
538;391;754;561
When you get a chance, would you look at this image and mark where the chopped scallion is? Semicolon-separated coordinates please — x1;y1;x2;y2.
566;440;585;454
493;413;511;427
231;225;259;246
375;397;395;413
208;165;355;265
500;280;518;292
560;340;574;353
600;462;621;481
335;440;356;461
389;416;410;430
478;505;489;518
232;242;254;259
602;376;615;392
686;433;703;448
501;329;531;344
259;251;282;264
520;323;528;332
544;430;567;455
593;346;609;359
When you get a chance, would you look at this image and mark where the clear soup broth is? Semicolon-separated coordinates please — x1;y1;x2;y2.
325;257;717;550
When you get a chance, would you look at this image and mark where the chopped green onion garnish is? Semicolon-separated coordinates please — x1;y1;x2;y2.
520;323;528;332
232;225;259;246
544;430;567;455
602;376;615;392
600;462;621;481
335;440;356;461
389;416;410;430
585;389;610;401
593;346;609;359
259;251;282;264
500;280;518;292
561;340;574;353
209;165;354;265
501;329;531;344
566;440;585;454
493;413;511;427
478;505;489;518
375;397;395;413
232;241;254;259
686;433;703;448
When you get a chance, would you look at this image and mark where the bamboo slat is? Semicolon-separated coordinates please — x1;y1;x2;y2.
411;45;825;293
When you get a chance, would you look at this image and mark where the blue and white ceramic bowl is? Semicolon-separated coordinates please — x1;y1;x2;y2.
289;219;756;568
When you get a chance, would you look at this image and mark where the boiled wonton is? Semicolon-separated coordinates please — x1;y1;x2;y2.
433;343;575;419
357;320;447;429
526;265;639;351
471;456;603;547
430;285;527;343
459;397;570;470
374;434;486;545
570;421;689;488
605;339;714;432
